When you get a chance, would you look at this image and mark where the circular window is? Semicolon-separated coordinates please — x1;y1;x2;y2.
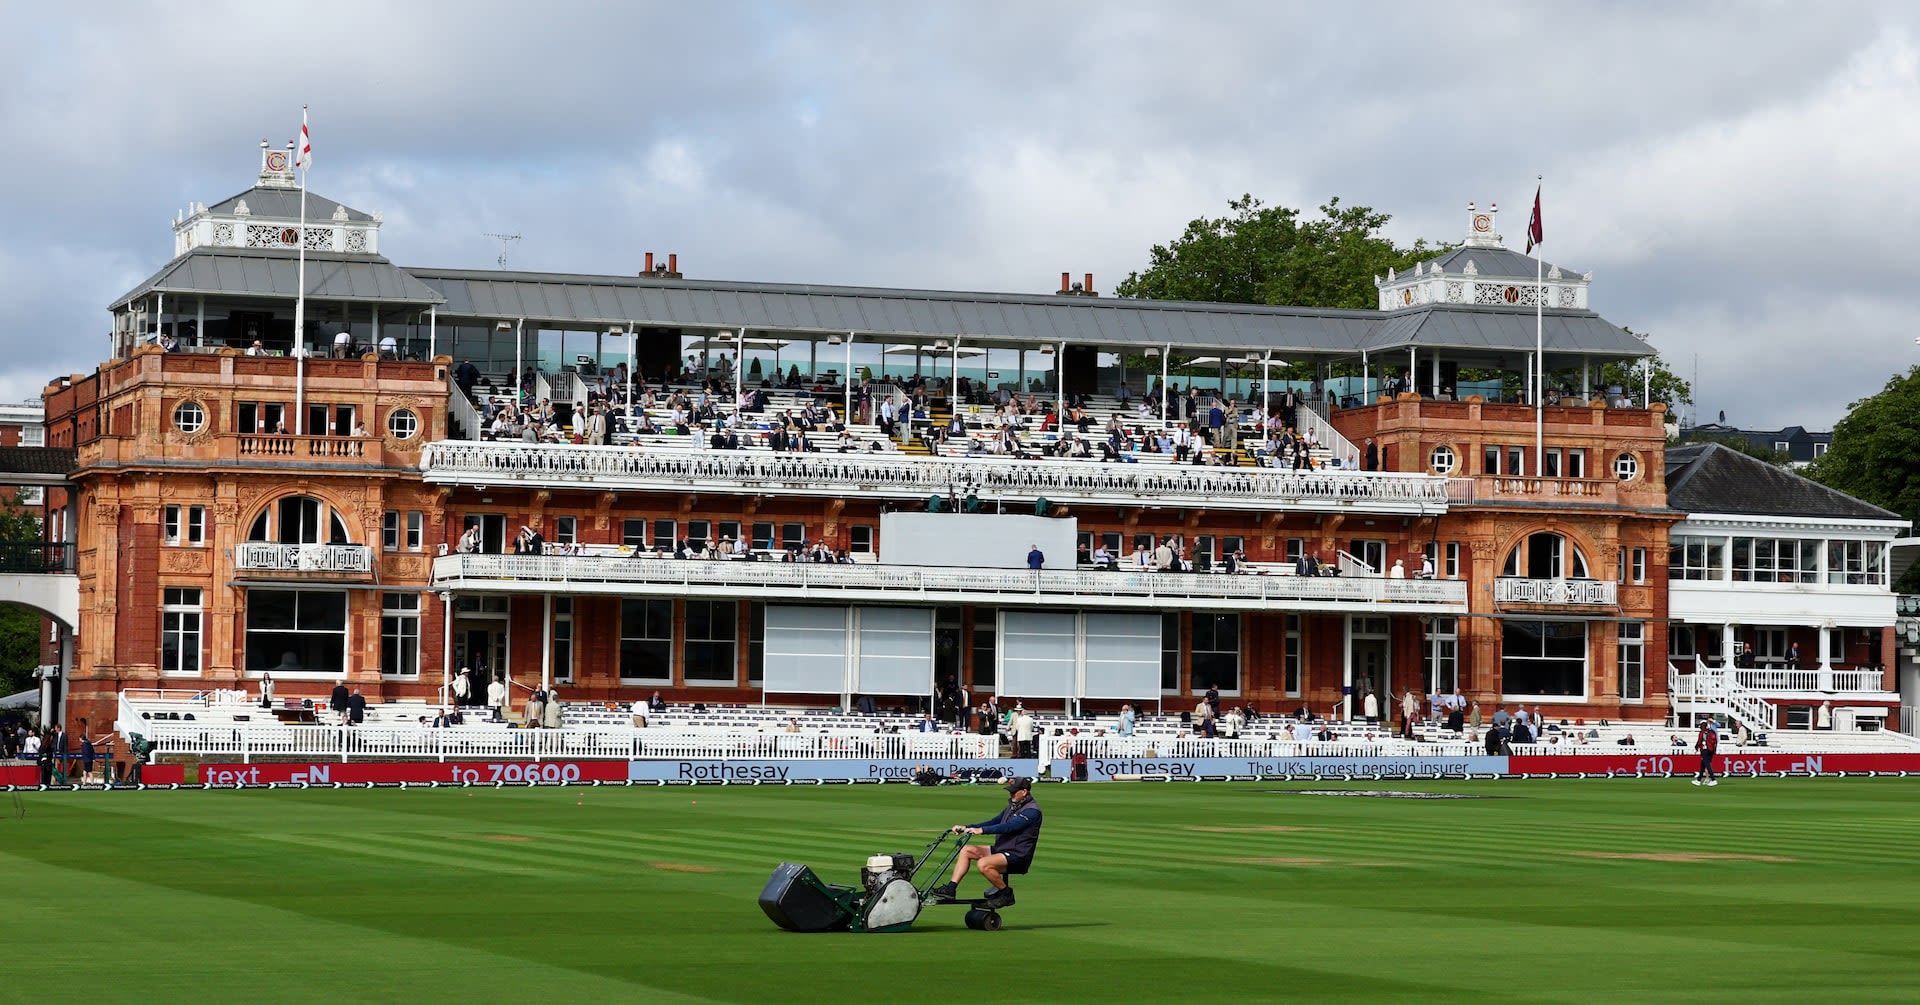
174;401;206;433
1615;452;1639;481
1429;445;1457;475
386;407;420;440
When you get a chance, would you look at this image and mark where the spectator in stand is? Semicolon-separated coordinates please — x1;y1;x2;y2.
1400;690;1420;740
455;359;480;396
330;678;351;723
1011;704;1036;759
488;674;508;722
1026;544;1045;571
542;691;563;729
524;688;546;728
347;688;367;726
1447;690;1467;733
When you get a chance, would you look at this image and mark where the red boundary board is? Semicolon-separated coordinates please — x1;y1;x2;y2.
1508;752;1920;775
187;760;630;786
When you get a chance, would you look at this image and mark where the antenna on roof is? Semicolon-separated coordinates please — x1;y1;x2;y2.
483;233;521;270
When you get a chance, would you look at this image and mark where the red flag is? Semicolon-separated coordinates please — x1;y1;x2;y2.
296;107;311;170
1525;184;1542;253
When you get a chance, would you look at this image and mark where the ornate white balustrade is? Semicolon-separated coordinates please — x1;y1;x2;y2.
1493;578;1618;605
431;553;1469;613
419;440;1453;513
235;542;375;575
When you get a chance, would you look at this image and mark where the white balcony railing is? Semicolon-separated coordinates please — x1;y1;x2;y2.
419;440;1453;513
1728;667;1890;696
234;543;375;574
130;722;1000;763
1493;578;1618;605
432;553;1470;613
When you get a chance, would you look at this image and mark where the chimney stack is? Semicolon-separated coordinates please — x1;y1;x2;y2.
645;252;655;273
668;253;678;275
1055;271;1097;297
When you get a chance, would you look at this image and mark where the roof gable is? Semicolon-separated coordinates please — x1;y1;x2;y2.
1665;442;1900;521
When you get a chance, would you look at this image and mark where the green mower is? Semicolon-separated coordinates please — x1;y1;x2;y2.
759;829;1008;933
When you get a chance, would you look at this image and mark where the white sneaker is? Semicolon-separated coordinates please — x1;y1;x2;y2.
1707;779;1718;786
1691;778;1702;786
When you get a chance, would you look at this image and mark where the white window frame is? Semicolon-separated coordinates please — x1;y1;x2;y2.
551;597;574;683
1425;616;1459;695
173;401;206;434
387;407;420;440
1618;622;1645;702
1284;613;1301;697
162;587;203;676
381;592;420;678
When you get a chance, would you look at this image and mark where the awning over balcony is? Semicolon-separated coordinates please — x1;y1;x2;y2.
419;441;1454;515
429;554;1469;615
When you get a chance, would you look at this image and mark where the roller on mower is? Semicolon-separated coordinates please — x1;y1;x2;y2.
759;829;1007;933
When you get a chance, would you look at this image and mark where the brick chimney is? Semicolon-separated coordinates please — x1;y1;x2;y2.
1054;271;1097;297
638;252;684;280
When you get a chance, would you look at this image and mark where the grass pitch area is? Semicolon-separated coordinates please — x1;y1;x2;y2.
5;778;1918;1004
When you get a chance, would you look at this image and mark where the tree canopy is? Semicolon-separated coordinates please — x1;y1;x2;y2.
1808;365;1920;526
1116;196;1448;310
0;497;41;702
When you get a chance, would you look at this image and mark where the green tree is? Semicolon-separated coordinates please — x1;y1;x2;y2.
0;497;43;700
1117;195;1448;309
1808;365;1920;544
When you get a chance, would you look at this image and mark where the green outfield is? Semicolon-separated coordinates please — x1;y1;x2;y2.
4;778;1918;1004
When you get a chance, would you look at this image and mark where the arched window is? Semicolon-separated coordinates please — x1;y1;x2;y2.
247;495;353;545
1502;532;1590;579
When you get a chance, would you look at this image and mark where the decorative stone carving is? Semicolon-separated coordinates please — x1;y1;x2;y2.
161;549;209;573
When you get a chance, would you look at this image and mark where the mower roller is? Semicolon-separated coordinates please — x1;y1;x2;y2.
758;829;1007;933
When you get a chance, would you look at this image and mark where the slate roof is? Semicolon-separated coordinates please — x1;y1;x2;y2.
0;446;76;478
1664;443;1901;522
206;185;374;223
1414;245;1577;281
1355;304;1646;357
112;248;445;311
408;269;1384;354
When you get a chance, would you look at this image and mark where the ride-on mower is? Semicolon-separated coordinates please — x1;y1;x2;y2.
759;829;1010;932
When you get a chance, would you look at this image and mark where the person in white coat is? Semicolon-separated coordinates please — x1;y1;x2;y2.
486;674;507;722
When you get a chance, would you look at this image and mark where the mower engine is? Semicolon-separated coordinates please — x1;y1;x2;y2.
857;853;923;931
863;853;917;896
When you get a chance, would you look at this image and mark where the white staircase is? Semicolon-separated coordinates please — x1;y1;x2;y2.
1669;664;1778;734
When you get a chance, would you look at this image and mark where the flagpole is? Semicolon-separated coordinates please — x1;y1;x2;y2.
295;152;309;434
1532;176;1543;473
294;107;311;435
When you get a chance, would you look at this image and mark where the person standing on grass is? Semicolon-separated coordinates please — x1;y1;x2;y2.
1692;719;1720;786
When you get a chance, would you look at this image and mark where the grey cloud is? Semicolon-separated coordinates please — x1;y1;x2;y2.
3;1;1918;430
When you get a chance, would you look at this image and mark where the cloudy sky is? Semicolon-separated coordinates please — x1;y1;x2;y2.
3;0;1916;430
